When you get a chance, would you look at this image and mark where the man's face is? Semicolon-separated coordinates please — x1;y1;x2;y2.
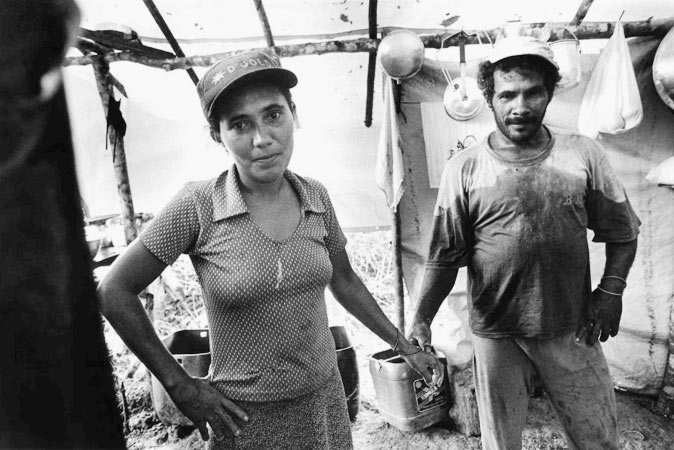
491;67;550;145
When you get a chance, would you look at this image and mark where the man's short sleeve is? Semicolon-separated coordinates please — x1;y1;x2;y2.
140;183;200;265
586;141;640;243
426;161;472;269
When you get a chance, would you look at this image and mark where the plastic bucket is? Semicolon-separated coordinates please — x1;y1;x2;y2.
330;326;360;421
368;348;450;432
151;329;211;425
550;28;581;91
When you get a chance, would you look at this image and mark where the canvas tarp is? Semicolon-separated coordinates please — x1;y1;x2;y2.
391;37;674;394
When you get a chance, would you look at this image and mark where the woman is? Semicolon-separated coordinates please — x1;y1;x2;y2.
97;50;444;449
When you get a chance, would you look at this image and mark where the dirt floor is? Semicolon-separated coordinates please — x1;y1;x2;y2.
115;324;674;450
100;231;674;449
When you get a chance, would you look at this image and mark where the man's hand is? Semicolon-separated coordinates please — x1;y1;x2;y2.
575;287;623;347
408;320;433;352
166;377;248;441
399;349;445;388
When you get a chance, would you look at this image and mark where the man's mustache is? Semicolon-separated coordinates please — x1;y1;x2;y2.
505;117;536;125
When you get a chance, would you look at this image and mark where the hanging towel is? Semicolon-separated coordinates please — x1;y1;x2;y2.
375;76;405;211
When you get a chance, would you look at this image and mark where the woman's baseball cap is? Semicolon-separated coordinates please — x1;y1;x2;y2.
487;36;559;70
197;50;298;119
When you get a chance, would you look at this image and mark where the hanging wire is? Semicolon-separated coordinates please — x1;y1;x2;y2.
435;32;486;89
435;35;455;87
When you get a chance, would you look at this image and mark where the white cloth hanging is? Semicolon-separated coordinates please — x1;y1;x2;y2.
577;20;643;138
375;76;405;211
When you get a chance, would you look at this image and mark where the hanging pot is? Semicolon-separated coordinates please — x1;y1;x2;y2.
378;29;425;80
550;27;581;92
653;25;674;110
441;32;485;121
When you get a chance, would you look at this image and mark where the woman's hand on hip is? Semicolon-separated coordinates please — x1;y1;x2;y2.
166;377;249;441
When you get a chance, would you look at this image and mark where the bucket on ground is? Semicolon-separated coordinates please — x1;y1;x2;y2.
330;325;360;421
368;348;450;432
151;329;211;426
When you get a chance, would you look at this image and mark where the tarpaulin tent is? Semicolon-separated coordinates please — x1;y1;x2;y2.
64;0;674;407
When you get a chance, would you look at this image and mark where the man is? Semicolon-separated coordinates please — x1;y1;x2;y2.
409;36;640;450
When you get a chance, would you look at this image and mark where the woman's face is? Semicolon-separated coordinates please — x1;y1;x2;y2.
216;81;295;186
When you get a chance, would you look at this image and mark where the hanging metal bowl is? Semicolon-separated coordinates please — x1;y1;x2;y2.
653;26;674;110
378;29;425;80
443;77;484;121
439;32;485;121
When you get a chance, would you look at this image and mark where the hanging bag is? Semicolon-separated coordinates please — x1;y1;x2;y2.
577;20;643;138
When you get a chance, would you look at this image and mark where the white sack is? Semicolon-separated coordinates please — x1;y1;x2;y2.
646;156;674;186
578;21;643;138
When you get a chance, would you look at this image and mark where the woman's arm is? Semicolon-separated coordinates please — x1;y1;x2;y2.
328;249;444;386
97;240;248;441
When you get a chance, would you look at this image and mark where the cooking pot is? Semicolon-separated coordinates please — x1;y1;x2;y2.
440;32;485;121
550;27;581;92
378;29;425;80
653;26;674;110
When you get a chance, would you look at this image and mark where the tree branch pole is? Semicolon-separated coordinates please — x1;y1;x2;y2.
392;208;405;331
141;0;199;85
253;0;276;48
64;19;674;70
364;0;378;127
569;0;595;26
92;57;137;245
656;293;674;416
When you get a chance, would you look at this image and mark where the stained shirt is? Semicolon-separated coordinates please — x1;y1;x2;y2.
140;165;347;401
427;129;640;338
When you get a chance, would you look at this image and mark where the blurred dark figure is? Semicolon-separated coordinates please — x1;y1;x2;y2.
0;1;125;448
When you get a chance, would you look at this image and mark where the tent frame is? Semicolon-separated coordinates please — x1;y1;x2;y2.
68;0;674;413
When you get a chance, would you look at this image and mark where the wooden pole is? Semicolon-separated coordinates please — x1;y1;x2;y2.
570;0;595;26
364;0;378;127
64;18;674;69
141;0;199;85
253;0;276;48
393;208;405;331
92;57;138;245
656;292;674;417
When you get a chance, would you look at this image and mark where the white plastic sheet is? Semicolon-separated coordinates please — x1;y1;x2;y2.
578;21;643;138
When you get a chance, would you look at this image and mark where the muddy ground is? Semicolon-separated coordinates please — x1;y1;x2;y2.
116;324;674;450
101;232;674;449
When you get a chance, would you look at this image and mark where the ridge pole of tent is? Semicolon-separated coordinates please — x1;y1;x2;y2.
141;0;199;85
253;0;276;48
570;0;595;26
92;57;138;245
364;0;378;127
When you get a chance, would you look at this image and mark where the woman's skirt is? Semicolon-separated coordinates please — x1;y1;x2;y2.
207;365;353;450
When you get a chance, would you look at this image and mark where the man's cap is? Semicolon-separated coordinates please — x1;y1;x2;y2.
487;36;559;70
197;50;298;119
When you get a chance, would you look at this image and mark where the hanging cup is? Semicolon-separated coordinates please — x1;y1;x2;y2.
550;27;582;92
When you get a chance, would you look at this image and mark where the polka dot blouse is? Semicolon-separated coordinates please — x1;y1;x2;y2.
140;165;347;402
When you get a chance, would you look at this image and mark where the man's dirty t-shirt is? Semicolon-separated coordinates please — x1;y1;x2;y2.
427;128;640;338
